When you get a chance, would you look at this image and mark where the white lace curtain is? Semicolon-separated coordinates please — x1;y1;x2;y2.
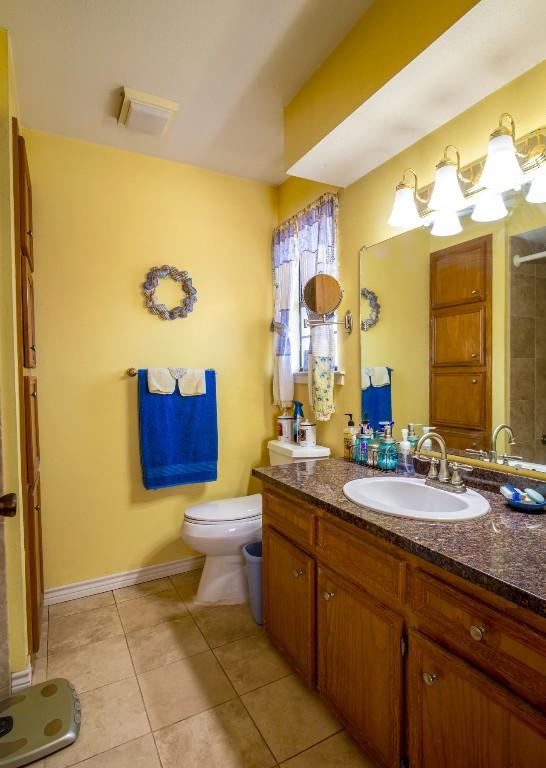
272;193;339;419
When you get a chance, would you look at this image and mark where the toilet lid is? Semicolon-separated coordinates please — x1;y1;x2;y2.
184;493;262;523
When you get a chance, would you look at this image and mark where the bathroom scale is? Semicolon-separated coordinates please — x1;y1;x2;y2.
0;678;80;767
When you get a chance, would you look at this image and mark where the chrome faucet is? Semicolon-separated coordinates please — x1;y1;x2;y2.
415;431;472;493
490;424;520;465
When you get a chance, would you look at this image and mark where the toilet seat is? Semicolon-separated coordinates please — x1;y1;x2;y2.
184;493;262;525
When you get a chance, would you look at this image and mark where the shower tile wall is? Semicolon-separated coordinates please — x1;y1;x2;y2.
510;235;546;463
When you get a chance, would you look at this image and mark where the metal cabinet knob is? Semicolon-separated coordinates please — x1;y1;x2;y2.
423;672;437;687
31;391;37;398
30;344;36;351
471;289;478;295
471;378;477;384
34;505;41;513
323;591;335;601
471;352;477;358
292;569;304;579
27;229;33;237
469;624;486;642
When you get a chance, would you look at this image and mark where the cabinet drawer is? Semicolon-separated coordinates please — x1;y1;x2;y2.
409;570;546;711
317;518;406;604
431;371;485;430
431;305;485;366
263;492;315;548
436;427;487;453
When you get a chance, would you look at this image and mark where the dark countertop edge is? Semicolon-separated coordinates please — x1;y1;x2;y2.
252;467;546;619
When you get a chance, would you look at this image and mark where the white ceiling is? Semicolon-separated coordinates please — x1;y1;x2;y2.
288;0;546;187
0;0;370;184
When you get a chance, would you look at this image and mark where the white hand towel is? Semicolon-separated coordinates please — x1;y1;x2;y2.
371;367;390;387
361;368;372;389
147;368;176;394
178;369;206;396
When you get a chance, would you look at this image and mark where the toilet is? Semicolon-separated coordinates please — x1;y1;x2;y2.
182;439;330;604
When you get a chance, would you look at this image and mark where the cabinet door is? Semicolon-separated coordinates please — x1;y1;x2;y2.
263;527;315;685
24;375;40;484
435;427;487;453
408;630;546;768
430;235;490;308
18;135;33;270
317;566;403;768
431;371;485;430
431;304;485;366
27;475;44;654
22;254;37;368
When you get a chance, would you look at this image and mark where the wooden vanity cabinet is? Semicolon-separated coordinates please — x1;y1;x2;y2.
262;487;546;768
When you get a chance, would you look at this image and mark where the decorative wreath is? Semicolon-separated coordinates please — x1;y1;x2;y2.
360;287;380;332
143;265;197;320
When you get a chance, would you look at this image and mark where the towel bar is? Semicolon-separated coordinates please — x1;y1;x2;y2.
126;368;138;377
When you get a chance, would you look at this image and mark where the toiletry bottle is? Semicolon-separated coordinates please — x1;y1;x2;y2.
378;423;397;471
422;425;434;451
293;401;304;444
407;423;419;450
343;414;357;460
354;422;368;465
396;428;416;476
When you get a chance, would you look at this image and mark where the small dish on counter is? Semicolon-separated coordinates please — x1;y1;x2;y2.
506;499;546;514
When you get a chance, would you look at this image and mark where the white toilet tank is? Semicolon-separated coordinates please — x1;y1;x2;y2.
267;439;330;466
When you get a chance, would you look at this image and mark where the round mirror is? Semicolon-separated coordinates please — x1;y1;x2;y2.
302;274;343;316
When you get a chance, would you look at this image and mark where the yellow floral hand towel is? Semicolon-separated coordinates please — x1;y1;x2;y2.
312;355;335;421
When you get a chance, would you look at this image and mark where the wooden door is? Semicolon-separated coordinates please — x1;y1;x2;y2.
22;254;37;368
430;235;492;452
263;527;315;685
23;376;40;484
18;135;33;270
27;476;43;652
317;566;404;768
408;630;546;768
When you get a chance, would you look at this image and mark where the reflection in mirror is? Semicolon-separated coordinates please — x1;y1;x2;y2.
360;194;546;477
302;274;343;316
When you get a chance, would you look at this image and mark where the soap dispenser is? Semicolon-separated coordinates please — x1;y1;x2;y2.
378;423;397;471
407;423;419;450
343;413;357;460
395;428;416;476
293;401;304;444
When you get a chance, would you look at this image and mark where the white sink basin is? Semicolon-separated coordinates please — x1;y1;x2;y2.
343;477;490;522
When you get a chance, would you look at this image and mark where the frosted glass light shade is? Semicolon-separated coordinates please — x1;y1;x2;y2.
526;164;546;204
479;133;524;193
430;210;462;237
429;163;467;212
388;186;420;228
471;192;508;222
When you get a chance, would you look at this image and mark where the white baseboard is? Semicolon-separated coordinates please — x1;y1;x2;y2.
44;555;205;606
11;663;32;693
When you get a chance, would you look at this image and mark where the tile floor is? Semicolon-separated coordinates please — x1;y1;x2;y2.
31;570;375;767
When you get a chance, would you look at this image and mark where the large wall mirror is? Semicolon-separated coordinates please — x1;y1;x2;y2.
360;195;546;478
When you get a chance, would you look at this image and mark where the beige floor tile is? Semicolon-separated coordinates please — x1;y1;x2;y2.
280;731;376;767
49;592;114;619
138;650;235;730
189;602;260;648
126;615;208;674
214;632;291;694
66;734;161;767
32;654;47;684
113;578;173;604
48;607;123;655
242;675;341;763
44;678;149;768
155;698;275;768
117;589;187;633
47;636;134;693
169;569;203;602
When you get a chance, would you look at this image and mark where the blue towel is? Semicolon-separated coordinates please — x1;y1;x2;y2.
138;369;218;490
361;368;392;432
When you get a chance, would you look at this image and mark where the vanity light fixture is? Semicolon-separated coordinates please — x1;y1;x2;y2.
471;191;508;222
526;134;546;203
387;169;425;228
479;113;525;194
429;145;469;212
430;210;462;237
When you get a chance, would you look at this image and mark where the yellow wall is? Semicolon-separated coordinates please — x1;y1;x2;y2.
0;31;28;671
284;0;479;169
280;61;546;454
24;130;278;589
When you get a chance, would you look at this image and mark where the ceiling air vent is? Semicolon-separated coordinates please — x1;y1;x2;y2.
118;88;179;137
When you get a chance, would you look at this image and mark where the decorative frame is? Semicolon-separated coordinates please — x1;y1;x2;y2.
360;287;380;331
143;265;197;320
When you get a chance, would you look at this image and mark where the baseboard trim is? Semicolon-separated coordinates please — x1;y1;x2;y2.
11;663;32;693
44;555;205;606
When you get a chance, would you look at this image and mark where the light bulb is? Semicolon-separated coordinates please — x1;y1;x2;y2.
479;133;524;193
388;186;421;228
471;191;508;222
526;164;546;204
430;210;462;237
429;162;467;212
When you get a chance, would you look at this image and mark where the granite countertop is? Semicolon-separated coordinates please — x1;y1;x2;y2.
253;458;546;619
